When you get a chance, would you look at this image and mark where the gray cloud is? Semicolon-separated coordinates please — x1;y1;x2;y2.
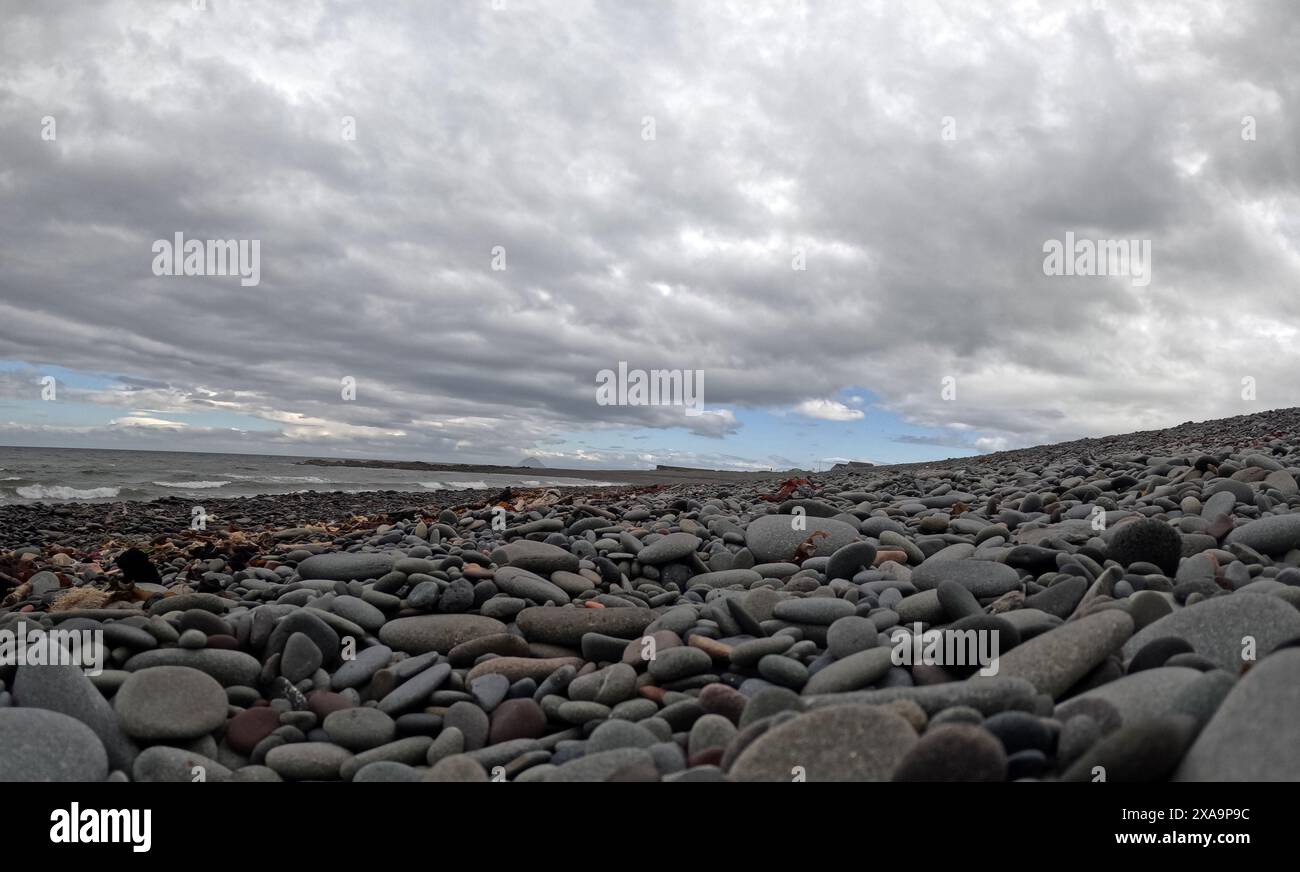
2;0;1298;467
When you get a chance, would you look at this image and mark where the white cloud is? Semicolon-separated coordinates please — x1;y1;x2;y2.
796;399;866;422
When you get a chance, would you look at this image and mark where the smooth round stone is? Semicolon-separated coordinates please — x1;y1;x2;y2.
379;663;452;716
1065;715;1199;782
516;607;655;646
987;610;1134;698
982;711;1052;754
688;713;737;755
133;746;232;783
688;569;763;589
744;515;862;564
265;742;353;780
557;701;612;724
636;532;702;564
330;644;393;690
444;701;490;750
1126;636;1195;673
1056;666;1203;727
730;704;917;781
470;673;511;711
488;698;547;743
13;662;138;772
324;707;397;751
550;571;596;597
426;727;465;766
911;559;1021;597
447;633;530;667
296;552;393;581
340;736;434;780
178;628;207;649
543;747;654;782
895;589;945;624
491;539;578;573
729;636;795;668
1107;518;1183;575
1121;593;1300;672
826;542;879;582
353;761;423;782
378;614;507;655
802;647;893;695
123;648;261;687
1224;513;1300;555
492;566;571;605
332;595;386;633
1022;576;1088;620
739;686;805;727
1175;649;1300;781
567;663;637;705
892;724;1007;782
425;754;489;782
114;666;227;741
464;654;580;685
226;707;282;755
772;597;856;625
281;632;323;683
0;708;109;781
407;581;441;610
827;615;879;658
648;647;712;682
587;719;659;752
936;580;984;621
757;654;808;689
307;690;353;721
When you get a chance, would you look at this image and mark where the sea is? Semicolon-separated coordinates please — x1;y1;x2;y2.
0;447;621;505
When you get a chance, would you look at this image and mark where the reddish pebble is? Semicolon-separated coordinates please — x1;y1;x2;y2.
488;698;547;744
639;685;666;703
687;747;725;768
583;600;605;609
306;690;352;721
697;683;746;724
205;634;240;650
226;707;280;755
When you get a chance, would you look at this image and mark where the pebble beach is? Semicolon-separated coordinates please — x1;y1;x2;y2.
4;409;1300;782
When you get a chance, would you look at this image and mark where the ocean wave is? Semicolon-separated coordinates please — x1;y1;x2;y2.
419;480;491;490
16;485;121;500
223;474;328;484
152;480;232;489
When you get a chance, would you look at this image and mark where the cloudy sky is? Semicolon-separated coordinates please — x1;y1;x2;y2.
2;0;1298;471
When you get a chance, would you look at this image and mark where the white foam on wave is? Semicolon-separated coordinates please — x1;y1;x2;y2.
152;480;232;489
223;473;327;484
446;480;490;489
16;485;121;500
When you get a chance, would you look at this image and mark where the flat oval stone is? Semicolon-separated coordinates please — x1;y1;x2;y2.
1121;593;1300;672
1175;649;1300;781
296;552;393;581
114;666;228;741
265;742;353;780
379;614;507;654
515;607;655;646
772;597;856;625
0;708;109;781
911;559;1021;597
490;541;580;575
636;532;702;564
744;515;861;564
731;704;917;781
